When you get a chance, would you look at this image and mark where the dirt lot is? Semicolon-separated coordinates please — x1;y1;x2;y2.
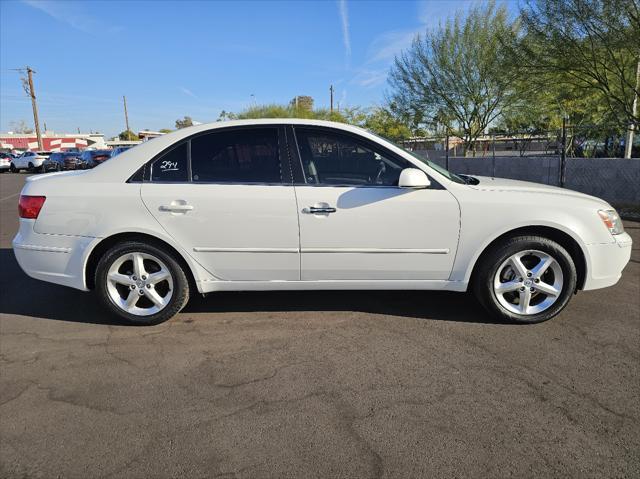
1;172;638;478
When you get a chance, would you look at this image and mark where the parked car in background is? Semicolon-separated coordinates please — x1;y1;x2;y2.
110;146;132;158
79;149;112;168
0;152;11;172
10;151;52;172
12;119;632;325
43;152;84;172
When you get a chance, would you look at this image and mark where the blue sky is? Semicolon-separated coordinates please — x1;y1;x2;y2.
1;0;515;137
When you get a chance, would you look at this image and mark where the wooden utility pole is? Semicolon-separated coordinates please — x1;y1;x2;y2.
26;67;43;150
330;85;334;113
123;95;131;133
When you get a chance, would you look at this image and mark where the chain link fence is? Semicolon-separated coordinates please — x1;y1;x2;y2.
403;125;640;209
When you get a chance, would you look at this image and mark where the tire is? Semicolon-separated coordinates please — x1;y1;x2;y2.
9;163;17;173
95;241;190;325
472;235;577;324
28;162;34;172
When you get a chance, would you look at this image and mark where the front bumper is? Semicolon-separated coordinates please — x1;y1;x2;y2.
582;232;633;290
13;219;97;291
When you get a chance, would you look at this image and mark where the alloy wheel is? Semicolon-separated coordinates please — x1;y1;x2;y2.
106;252;173;316
493;250;564;315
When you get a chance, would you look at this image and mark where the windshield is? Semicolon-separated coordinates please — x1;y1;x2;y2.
403;149;466;184
367;132;466;184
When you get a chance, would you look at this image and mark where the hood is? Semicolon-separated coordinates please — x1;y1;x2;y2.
468;176;608;205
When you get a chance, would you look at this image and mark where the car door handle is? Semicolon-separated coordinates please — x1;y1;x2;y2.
307;206;337;214
159;203;194;212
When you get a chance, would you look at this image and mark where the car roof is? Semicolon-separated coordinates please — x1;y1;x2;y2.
78;118;453;186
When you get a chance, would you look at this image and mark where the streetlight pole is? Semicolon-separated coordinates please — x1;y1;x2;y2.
330;85;334;113
624;58;639;159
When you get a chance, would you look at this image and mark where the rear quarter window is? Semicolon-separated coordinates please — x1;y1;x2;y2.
151;143;188;182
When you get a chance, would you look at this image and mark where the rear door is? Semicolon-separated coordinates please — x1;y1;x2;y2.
141;126;300;281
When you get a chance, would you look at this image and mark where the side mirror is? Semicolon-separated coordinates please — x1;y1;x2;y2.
398;168;431;189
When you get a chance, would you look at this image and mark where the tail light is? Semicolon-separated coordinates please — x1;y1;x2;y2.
19;195;46;219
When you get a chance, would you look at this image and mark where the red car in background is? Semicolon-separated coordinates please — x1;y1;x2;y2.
79;149;113;168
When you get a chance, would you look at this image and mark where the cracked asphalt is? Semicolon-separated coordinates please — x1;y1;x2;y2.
1;173;639;478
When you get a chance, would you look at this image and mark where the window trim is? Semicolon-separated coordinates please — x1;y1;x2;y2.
129;125;292;185
289;126;443;189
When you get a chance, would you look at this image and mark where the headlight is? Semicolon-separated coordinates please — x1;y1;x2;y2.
598;209;624;235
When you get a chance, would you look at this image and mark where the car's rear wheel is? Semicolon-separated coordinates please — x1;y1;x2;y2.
95;241;190;325
10;163;17;173
472;235;577;323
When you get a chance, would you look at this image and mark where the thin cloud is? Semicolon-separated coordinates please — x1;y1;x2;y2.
179;87;198;99
418;0;475;29
351;69;387;88
22;0;122;34
367;30;417;64
363;1;477;69
337;0;351;63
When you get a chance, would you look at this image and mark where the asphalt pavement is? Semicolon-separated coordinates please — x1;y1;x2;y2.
0;172;638;478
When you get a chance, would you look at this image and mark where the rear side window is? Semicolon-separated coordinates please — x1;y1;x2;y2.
190;128;281;183
151;143;188;182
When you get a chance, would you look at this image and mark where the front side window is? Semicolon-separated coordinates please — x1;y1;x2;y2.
151;142;188;182
294;128;411;186
190;128;281;183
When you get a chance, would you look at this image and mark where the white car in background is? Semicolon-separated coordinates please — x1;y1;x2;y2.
12;119;632;325
10;150;52;172
0;153;11;172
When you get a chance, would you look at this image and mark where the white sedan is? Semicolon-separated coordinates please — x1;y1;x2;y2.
13;119;632;325
10;150;51;172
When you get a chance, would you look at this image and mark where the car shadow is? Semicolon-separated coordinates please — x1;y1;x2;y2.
0;248;501;326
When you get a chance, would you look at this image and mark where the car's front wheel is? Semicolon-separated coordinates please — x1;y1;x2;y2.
95;241;190;325
472;235;577;323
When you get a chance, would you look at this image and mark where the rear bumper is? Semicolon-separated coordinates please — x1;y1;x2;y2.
12;219;96;291
582;232;633;290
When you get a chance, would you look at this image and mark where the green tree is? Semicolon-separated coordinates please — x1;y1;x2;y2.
363;108;412;142
175;116;194;129
214;103;414;141
289;96;314;112
118;129;137;141
159;128;173;134
388;1;518;155
509;0;639;128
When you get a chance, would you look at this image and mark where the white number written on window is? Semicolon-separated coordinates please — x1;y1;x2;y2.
160;160;179;172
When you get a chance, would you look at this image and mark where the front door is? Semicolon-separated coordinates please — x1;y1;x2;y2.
141;127;300;281
291;127;460;281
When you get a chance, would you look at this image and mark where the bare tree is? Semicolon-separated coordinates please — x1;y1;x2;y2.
9;120;34;134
